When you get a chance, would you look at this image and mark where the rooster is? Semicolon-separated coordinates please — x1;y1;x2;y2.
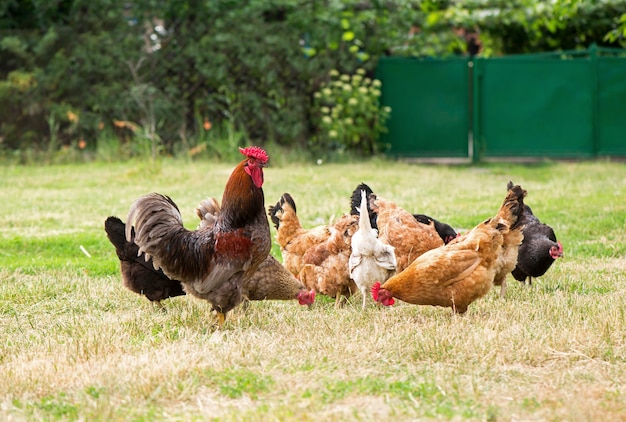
105;219;314;309
372;184;526;314
507;181;563;286
104;216;185;309
268;193;331;277
349;190;397;309
349;183;457;245
195;196;315;306
125;146;271;326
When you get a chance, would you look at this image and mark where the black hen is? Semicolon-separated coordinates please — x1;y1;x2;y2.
412;214;458;244
104;216;185;308
349;182;457;244
507;181;563;285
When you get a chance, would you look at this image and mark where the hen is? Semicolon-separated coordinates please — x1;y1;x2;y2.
507;181;563;285
195;197;315;305
298;213;360;305
268;193;331;277
349;190;397;309
104;216;185;308
368;193;444;272
125;146;271;326
372;184;526;314
349;183;457;245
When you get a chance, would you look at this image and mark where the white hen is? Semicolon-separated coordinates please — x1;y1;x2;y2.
349;190;397;309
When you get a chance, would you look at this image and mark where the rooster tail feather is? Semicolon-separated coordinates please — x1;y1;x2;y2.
195;197;221;229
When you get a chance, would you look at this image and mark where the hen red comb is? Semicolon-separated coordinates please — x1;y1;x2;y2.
371;281;381;301
239;146;269;163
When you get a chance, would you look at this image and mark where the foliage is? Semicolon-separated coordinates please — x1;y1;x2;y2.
605;13;626;46
1;0;625;159
312;68;391;156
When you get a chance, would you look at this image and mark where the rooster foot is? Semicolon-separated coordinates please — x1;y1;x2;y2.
215;311;226;328
152;300;166;312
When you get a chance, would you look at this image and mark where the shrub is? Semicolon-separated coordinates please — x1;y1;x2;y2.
311;68;391;156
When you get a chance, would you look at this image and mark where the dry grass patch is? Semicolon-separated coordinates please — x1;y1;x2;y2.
0;160;625;420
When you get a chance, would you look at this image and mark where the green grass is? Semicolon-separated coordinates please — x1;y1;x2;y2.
1;158;626;420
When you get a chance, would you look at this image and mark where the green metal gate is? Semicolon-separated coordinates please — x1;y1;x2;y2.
597;53;626;156
377;57;470;158
377;45;626;160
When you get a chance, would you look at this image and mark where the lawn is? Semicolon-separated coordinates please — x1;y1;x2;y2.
1;157;625;421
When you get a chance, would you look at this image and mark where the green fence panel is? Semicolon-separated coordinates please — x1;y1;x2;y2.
377;57;470;158
597;56;626;156
474;57;594;158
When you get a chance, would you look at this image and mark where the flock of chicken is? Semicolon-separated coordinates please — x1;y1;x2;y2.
104;146;563;326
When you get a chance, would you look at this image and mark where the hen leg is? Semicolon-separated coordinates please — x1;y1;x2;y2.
152;300;166;312
499;279;507;298
361;288;367;310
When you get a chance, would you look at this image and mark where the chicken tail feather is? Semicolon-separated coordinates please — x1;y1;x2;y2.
497;184;527;230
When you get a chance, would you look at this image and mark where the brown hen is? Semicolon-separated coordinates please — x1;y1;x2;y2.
298;213;360;306
268;193;331;277
369;194;444;272
372;184;526;314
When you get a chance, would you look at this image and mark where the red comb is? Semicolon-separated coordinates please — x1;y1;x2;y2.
371;281;381;301
239;146;269;163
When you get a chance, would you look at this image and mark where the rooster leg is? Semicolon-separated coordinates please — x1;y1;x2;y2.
361;289;367;310
216;311;226;328
152;300;166;312
241;299;250;311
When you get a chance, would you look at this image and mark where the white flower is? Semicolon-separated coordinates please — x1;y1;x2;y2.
322;88;332;96
320;106;330;114
314;92;322;98
358;87;368;94
351;74;363;83
348;98;358;105
344;117;353;125
340;74;350;82
383;106;391;113
329;69;340;77
372;79;382;87
342;84;352;91
322;116;332;124
356;68;366;75
329;130;338;138
316;158;323;165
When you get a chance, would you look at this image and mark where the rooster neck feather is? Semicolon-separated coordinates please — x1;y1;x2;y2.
219;160;266;229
